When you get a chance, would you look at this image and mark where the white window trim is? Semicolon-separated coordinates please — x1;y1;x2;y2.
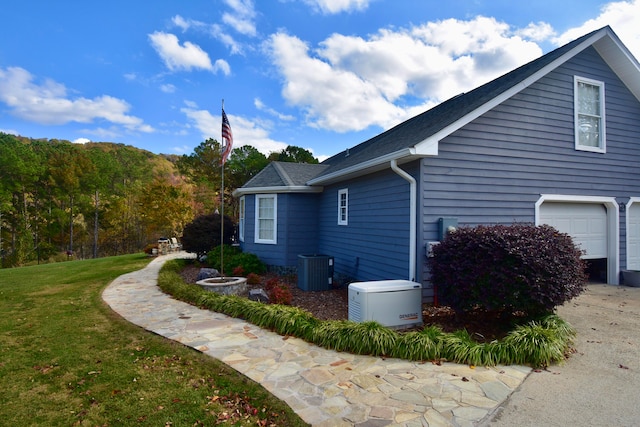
574;75;606;153
338;188;348;225
238;196;245;242
254;194;277;244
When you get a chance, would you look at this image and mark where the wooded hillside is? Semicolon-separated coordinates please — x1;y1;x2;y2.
0;133;317;267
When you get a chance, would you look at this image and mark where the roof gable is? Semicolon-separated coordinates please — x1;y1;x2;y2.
309;26;640;185
234;161;329;195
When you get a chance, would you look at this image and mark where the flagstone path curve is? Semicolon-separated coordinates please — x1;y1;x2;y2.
102;253;530;427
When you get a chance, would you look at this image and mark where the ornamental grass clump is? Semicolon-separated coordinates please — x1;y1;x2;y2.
429;223;587;316
312;320;397;356
158;261;578;368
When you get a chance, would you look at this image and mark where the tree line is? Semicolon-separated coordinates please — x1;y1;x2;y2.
0;133;317;267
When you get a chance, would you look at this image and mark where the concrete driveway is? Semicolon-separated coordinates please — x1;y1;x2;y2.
482;284;640;427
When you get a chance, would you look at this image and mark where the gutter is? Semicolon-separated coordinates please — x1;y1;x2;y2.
390;159;416;282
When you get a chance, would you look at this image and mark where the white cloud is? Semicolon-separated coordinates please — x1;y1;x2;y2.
303;0;372;14
180;103;288;155
148;32;217;72
160;84;176;93
265;16;543;133
554;0;640;58
516;22;556;42
0;67;154;133
72;137;91;144
222;0;257;36
213;59;231;75
172;15;192;32
254;98;296;121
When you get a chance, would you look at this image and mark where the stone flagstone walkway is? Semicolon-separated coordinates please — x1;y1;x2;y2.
102;253;530;427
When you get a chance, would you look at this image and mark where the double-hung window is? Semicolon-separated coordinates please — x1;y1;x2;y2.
255;194;277;244
238;196;245;242
574;76;606;153
338;189;348;225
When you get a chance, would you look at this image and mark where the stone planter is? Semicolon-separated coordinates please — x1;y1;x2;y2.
196;277;248;295
622;270;640;287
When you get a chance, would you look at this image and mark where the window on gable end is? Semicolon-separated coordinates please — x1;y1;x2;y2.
255;194;277;244
574;76;606;153
338;189;348;225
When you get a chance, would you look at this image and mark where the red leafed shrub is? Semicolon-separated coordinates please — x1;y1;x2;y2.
268;283;293;305
246;273;261;285
428;224;587;315
232;266;245;277
264;277;280;292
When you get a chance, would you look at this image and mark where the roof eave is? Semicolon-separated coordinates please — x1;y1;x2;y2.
232;185;324;197
308;144;437;185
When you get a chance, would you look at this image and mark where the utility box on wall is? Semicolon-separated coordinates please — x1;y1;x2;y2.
297;254;334;291
438;217;458;240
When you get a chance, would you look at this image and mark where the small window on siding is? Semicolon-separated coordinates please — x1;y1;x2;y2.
255;194;277;244
238;196;245;242
338;189;348;225
574;76;606;153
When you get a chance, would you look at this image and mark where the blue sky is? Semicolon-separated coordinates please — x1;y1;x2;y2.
1;0;639;161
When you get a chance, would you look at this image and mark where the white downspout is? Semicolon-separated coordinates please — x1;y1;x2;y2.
390;159;417;282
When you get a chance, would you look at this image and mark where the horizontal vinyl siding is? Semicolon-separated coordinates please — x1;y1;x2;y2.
241;193;321;269
282;193;320;266
420;46;640;284
318;166;417;284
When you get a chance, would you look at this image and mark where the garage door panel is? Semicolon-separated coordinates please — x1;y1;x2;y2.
540;203;607;259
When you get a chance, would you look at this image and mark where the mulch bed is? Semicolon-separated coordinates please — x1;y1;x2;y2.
179;264;517;342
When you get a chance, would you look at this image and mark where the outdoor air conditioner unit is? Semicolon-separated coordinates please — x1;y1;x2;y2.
297;254;334;291
348;280;423;329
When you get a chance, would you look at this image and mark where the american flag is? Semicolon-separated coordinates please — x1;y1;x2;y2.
221;107;233;164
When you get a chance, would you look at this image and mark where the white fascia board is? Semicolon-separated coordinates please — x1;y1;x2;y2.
593;31;640;102
307;148;419;185
232;185;323;197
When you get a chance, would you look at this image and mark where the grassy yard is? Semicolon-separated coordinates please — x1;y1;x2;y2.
0;254;308;427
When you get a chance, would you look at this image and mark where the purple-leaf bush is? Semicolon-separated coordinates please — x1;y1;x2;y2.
428;224;587;315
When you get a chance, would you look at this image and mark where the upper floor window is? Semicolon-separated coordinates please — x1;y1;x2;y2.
338;189;348;225
255;194;277;244
574;76;606;153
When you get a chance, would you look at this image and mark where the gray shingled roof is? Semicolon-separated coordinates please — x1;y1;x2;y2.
239;161;329;189
236;26;637;192
314;26;612;180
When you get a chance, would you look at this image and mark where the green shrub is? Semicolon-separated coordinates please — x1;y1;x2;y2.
225;252;266;276
429;224;587;315
207;244;242;269
206;245;266;276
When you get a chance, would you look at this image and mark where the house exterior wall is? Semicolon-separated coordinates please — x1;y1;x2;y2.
317;165;419;284
240;193;320;271
418;46;640;291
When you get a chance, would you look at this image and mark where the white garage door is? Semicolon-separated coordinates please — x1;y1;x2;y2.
539;203;607;259
628;203;640;270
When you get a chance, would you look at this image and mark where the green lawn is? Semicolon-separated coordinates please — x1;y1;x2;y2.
0;255;307;426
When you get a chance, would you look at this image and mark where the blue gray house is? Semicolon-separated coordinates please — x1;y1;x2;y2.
233;26;640;300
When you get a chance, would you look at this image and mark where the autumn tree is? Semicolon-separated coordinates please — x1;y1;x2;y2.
268;145;318;164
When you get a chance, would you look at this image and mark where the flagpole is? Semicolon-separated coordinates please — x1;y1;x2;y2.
220;99;225;278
